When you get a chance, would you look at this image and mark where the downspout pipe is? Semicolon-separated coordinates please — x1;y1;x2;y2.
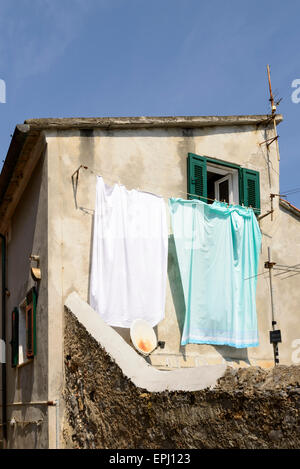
0;233;6;445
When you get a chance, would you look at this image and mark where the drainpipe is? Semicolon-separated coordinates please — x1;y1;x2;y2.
0;233;7;446
56;399;60;449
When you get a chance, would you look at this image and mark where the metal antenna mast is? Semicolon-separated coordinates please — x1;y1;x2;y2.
266;64;280;162
265;247;281;365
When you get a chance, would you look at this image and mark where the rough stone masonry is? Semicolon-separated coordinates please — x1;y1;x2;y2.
63;309;300;449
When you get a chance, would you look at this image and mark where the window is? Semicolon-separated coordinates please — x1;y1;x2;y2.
215;175;232;203
19;299;27;364
11;287;37;367
187;153;261;215
207;162;239;205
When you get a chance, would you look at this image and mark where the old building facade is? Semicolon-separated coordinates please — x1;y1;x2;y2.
0;114;299;448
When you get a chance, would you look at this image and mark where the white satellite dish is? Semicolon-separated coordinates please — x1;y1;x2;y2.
130;319;157;356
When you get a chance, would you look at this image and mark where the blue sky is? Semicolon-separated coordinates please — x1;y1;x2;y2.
0;0;300;206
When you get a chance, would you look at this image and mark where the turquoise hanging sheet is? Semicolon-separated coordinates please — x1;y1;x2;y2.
169;199;262;348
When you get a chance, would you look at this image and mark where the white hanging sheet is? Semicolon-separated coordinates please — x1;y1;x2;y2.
90;176;168;328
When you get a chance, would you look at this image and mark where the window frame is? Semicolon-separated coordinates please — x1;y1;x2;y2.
187;153;261;215
18;298;28;365
214;174;233;204
10;287;37;368
207;162;239;205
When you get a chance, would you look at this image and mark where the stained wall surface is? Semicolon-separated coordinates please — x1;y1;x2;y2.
4;154;49;448
45;122;300;375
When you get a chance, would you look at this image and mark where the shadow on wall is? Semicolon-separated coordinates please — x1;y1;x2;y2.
212;345;250;364
167;235;185;336
110;326;159;357
87;212;95;305
168;235;250;364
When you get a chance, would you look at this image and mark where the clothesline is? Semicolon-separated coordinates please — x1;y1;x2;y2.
72;164;261;211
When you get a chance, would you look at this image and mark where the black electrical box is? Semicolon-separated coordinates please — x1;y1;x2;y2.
270;329;282;344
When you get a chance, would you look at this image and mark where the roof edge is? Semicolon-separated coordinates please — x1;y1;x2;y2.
279;198;300;219
24;114;283;131
0;124;30;207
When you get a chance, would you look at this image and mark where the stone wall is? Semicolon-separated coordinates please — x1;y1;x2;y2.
63;309;300;449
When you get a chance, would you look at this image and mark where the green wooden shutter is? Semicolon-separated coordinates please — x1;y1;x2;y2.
26;287;37;358
240;168;261;215
187;153;207;202
11;307;19;367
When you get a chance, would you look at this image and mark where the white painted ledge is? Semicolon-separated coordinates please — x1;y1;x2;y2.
65;292;226;392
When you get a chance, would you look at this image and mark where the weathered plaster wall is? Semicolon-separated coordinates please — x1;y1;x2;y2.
257;206;300;366
4;154;49;449
63;306;300;449
45;122;300;376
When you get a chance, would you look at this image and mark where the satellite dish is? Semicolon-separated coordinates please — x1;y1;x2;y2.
130;319;157;356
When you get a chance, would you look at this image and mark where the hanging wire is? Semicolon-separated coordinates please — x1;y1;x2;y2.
244;271;269;281
280;186;300;195
72;164;300;283
244;262;300;281
273;263;300;280
72;164;261;211
244;265;300;282
279;271;300;280
283;190;300;196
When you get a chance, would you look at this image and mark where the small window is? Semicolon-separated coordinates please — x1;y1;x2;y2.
207;162;239;205
10;287;37;367
187;153;261;214
19;299;27;364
